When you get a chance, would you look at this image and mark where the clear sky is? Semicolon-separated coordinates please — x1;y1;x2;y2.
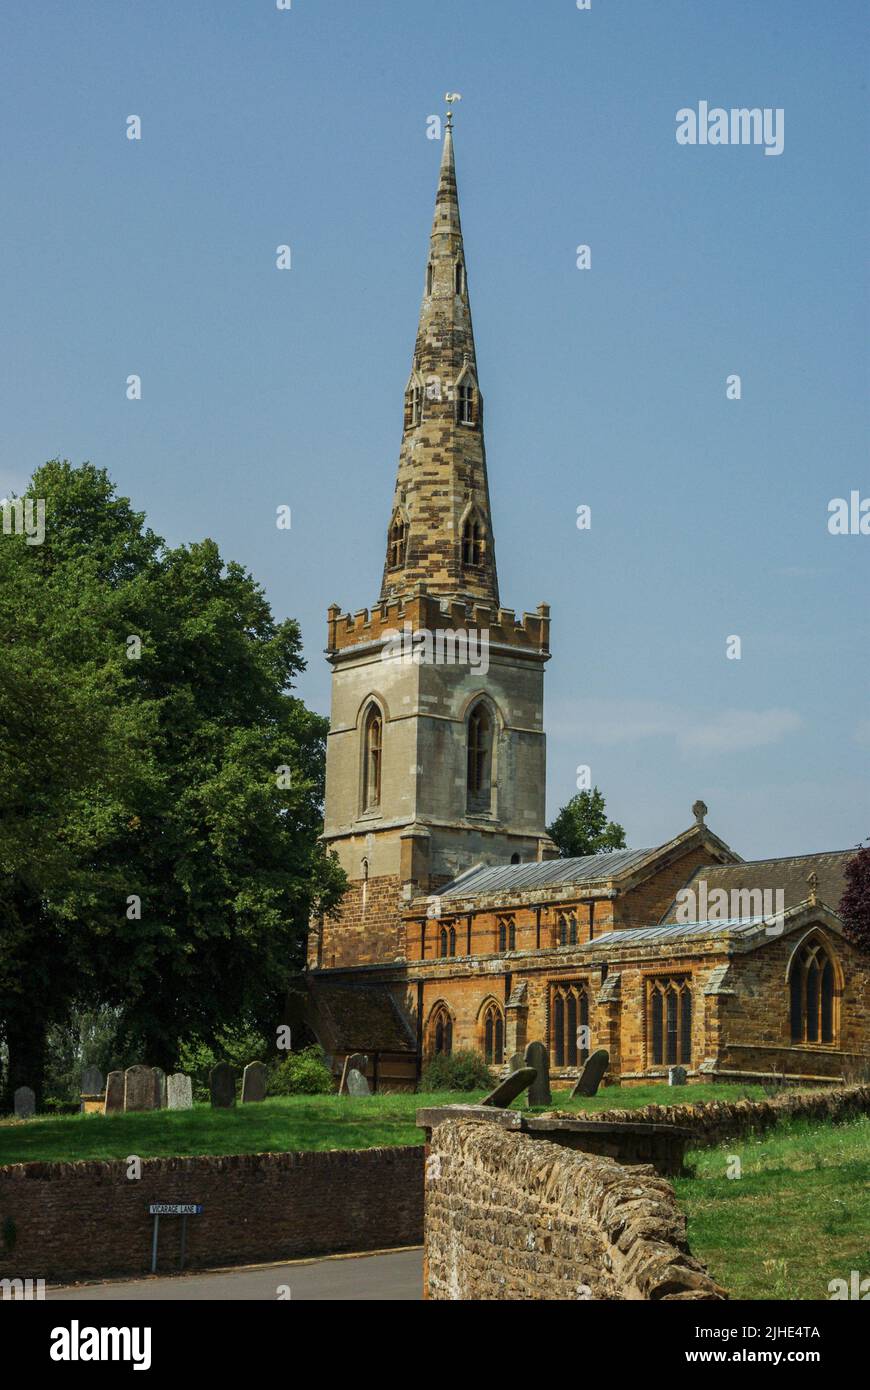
1;1;867;858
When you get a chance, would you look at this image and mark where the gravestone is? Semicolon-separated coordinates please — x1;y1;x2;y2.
508;1052;524;1073
152;1068;167;1108
209;1062;236;1108
668;1065;688;1086
346;1068;371;1097
124;1064;157;1112
166;1073;193;1110
13;1086;35;1119
480;1067;536;1108
104;1071;124;1113
570;1048;610;1098
523;1041;551;1107
81;1065;104;1096
241;1061;267;1103
339;1053;368;1095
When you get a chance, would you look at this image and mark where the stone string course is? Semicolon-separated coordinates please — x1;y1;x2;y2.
425;1119;725;1301
562;1082;870;1148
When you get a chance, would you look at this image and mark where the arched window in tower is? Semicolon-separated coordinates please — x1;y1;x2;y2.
388;515;406;569
455;259;464;294
429;1003;453;1057
481;1001;504;1065
789;937;837;1045
649;978;693;1067
466;702;493;813
362;705;382;811
458;379;476;425
403;382;422;430
461;513;485;567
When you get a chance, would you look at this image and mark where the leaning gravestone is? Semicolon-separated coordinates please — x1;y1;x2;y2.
668;1065;688;1086
13;1086;35;1119
339;1053;368;1095
571;1048;610;1098
104;1071;124;1113
209;1062;236;1108
523;1041;552;1107
346;1068;371;1097
152;1068;167;1108
124;1064;157;1112
166;1073;193;1110
241;1061;267;1103
81;1065;104;1096
480;1067;536;1108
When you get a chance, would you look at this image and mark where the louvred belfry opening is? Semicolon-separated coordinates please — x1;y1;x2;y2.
380;116;499;608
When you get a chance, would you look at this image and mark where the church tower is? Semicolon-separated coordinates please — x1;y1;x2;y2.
313;113;555;971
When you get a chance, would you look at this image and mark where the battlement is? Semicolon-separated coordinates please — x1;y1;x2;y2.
326;589;550;657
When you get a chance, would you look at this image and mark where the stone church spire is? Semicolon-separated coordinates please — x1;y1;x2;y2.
380;114;500;608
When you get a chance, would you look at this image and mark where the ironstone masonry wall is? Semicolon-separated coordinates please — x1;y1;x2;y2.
424;1119;725;1301
0;1146;424;1284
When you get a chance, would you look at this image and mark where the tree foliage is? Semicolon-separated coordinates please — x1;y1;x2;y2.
839;842;870;956
0;461;345;1104
546;787;627;859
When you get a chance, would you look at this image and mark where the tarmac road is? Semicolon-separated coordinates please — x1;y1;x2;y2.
47;1247;423;1301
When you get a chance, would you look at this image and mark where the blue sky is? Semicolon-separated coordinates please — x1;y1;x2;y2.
1;1;867;858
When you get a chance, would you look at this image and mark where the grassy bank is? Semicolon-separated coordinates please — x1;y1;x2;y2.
0;1082;768;1165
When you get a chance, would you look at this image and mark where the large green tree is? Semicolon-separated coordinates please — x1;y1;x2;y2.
839;841;870;957
0;461;344;1104
547;787;627;859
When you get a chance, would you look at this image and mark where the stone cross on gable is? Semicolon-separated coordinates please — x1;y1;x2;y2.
807;871;819;906
692;799;708;826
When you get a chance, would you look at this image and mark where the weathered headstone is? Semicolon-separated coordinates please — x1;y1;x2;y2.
166;1073;193;1110
13;1086;35;1119
124;1064;157;1112
508;1052;524;1073
480;1067;536;1108
339;1053;368;1095
523;1041;551;1107
346;1068;371;1097
104;1071;124;1113
241;1061;267;1103
81;1065;104;1096
152;1068;167;1109
209;1062;236;1108
571;1048;610;1098
668;1065;688;1086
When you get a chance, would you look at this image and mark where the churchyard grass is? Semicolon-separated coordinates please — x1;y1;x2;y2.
0;1081;767;1165
676;1113;870;1300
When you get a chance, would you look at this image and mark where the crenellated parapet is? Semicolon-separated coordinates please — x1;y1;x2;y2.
326;590;550;657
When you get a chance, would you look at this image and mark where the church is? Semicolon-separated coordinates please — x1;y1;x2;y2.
291;116;869;1092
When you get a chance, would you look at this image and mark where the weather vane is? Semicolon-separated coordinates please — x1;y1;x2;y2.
445;92;462;128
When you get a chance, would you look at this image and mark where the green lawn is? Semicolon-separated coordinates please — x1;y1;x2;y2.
0;1082;768;1165
676;1114;870;1300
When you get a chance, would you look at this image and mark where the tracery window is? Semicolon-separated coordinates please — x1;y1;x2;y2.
481;1000;504;1065
551;981;589;1068
388;515;406;568
557;911;578;946
789;938;837;1044
458;380;476;425
649;978;692;1067
466;702;492;812
497;915;516;952
430;1004;453;1057
462;513;485;566
362;705;382;811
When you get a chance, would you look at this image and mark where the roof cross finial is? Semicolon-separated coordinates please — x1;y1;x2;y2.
807;871;819;906
692;799;708;826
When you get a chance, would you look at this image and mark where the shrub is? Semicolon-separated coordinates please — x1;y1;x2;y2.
419;1049;495;1093
268;1046;334;1096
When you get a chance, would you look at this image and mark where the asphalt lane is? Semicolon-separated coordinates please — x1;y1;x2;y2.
48;1247;423;1301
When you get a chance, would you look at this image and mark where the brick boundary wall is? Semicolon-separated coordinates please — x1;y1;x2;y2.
0;1146;424;1284
425;1119;725;1301
564;1082;870;1149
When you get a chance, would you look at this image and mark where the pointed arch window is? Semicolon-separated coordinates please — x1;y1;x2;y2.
497;915;516;953
648;978;692;1067
461;513;485;567
481;1001;504;1065
362;705;383;811
551;982;590;1068
458;379;476;426
557;911;578;947
789;938;837;1045
430;1004;453;1057
388;515;406;569
466;702;493;813
439;924;457;959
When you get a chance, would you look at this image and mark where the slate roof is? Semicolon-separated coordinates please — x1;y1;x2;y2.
310;981;416;1053
438;847;656;899
661;850;854;923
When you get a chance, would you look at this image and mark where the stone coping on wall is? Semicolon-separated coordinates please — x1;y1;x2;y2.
545;1082;870;1149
